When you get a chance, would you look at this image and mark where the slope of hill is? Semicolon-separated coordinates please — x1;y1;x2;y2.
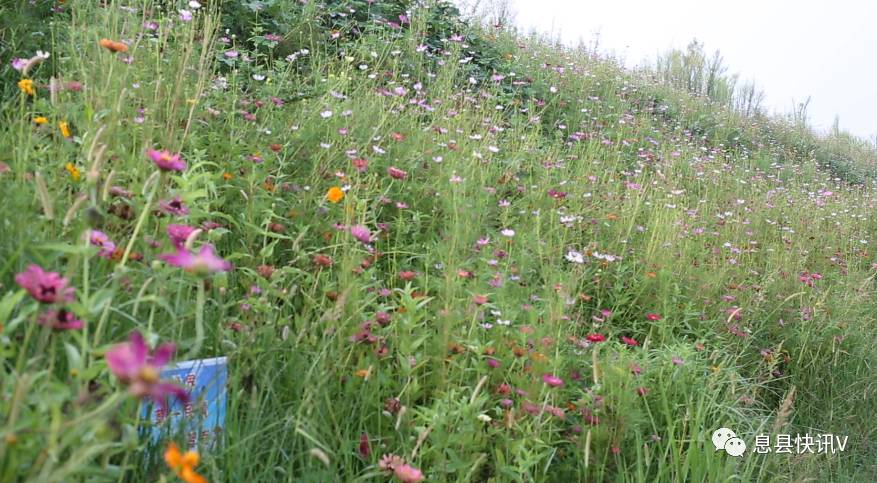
1;1;874;481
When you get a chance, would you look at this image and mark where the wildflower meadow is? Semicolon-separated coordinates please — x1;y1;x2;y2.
1;1;875;481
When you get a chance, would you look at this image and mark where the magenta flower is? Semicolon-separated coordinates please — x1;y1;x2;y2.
15;264;75;304
394;464;424;483
106;331;188;407
379;454;424;483
160;244;232;275
350;225;372;244
37;309;84;330
167;224;196;248
352;158;369;172
542;373;564;387
387;166;407;180
89;230;116;259
147;149;186;172
158;196;189;216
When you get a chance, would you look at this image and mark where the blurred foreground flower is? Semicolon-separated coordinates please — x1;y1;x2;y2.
106;331;188;408
165;442;207;483
160;244;232;275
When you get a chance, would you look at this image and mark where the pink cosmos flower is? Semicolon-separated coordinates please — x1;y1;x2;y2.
646;313;662;321
37;309;84;330
160;244;232;275
542;374;564;387
106;331;188;408
15;264;75;304
89;230;116;259
167;224;196;248
147;149;186;172
350;225;372;244
387;166;407;180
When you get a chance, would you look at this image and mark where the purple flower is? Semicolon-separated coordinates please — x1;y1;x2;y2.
350;225;372;244
37;309;84;330
160;244;232;275
15;264;75;304
179;9;193;22
167;224;196;248
106;331;188;408
11;58;27;72
159;197;189;216
89;230;116;259
147;149;186;172
542;374;564;387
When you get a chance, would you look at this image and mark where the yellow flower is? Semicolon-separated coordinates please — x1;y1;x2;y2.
164;443;207;483
326;186;344;203
59;121;71;138
33;116;48;125
65;162;81;181
354;368;370;378
18;79;35;96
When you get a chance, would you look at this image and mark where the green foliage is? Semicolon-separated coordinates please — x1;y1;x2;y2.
0;0;875;482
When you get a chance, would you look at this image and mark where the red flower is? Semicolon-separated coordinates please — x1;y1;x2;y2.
646;313;662;321
358;432;370;458
586;333;606;343
387;166;407;180
398;271;416;281
621;336;639;346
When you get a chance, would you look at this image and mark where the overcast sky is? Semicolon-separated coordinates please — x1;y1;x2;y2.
506;0;876;141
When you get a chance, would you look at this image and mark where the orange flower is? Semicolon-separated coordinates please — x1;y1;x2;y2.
18;79;35;96
33;116;48;125
165;443;207;483
59;121;71;138
222;172;233;180
326;186;344;203
99;38;128;53
65;162;81;181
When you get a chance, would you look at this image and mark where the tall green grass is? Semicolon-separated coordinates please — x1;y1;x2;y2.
0;1;874;481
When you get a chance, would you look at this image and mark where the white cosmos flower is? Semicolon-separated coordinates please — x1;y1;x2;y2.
565;250;585;264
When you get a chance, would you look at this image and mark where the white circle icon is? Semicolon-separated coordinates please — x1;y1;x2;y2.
724;437;747;457
711;428;736;451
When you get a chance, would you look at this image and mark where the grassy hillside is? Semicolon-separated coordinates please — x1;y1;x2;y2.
1;1;875;481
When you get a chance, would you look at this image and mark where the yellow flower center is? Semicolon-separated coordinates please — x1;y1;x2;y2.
138;366;159;384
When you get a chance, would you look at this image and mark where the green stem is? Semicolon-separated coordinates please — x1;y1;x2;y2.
119;175;159;268
185;278;206;359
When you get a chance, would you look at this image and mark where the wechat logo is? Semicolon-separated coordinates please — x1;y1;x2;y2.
712;427;747;457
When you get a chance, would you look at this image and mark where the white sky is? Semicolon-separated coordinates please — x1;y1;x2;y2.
507;0;877;141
